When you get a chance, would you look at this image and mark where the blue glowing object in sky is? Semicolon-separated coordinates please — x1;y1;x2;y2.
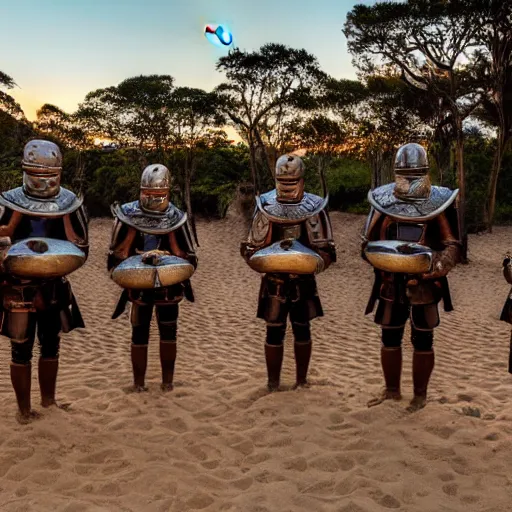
204;24;233;47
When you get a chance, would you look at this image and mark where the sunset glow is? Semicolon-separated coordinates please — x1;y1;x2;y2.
1;0;358;121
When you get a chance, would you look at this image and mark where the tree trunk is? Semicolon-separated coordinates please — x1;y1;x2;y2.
369;149;383;190
184;149;199;246
485;129;506;234
253;127;273;181
247;129;258;193
454;116;468;263
75;151;85;195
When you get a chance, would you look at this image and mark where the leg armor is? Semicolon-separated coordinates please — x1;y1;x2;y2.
290;313;312;388
156;304;179;391
367;327;404;408
131;303;153;346
36;308;63;408
155;304;179;342
37;308;62;359
408;327;435;413
265;323;285;392
5;311;37;345
411;328;434;351
11;338;36;365
129;304;152;391
381;326;405;348
8;313;37;423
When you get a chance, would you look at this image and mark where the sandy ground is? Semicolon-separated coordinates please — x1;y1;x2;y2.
0;212;512;512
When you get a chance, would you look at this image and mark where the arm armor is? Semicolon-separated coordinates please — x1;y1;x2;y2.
107;219;136;272
306;209;336;268
361;208;382;263
422;212;461;280
240;209;272;262
64;204;89;260
0;207;20;272
170;221;198;269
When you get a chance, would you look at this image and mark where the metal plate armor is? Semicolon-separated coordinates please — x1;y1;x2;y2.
256;190;328;224
111;201;187;234
0;187;83;217
368;183;458;222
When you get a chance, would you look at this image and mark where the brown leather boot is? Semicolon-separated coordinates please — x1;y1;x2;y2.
265;343;283;392
160;341;176;392
38;357;70;410
368;346;402;407
11;363;39;424
131;344;148;392
294;341;312;388
38;357;58;407
407;350;435;413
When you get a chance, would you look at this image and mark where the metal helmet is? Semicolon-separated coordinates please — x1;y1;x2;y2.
393;143;431;201
22;139;63;199
139;164;170;213
275;154;305;203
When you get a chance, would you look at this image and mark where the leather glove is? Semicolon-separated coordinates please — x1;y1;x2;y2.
421;245;458;280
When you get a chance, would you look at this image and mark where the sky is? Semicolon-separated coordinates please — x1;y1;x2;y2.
0;0;374;121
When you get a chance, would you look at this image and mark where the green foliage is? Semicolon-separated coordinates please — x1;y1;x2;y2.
303;156;371;212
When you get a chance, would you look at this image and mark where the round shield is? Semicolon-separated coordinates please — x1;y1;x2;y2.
364;240;433;274
112;254;194;289
4;237;86;279
248;240;324;275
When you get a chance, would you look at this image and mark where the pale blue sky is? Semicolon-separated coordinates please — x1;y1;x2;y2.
1;0;374;120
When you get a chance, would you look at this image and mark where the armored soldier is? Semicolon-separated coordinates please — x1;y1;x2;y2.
0;139;88;423
362;143;461;412
500;257;512;373
108;164;197;392
241;154;336;391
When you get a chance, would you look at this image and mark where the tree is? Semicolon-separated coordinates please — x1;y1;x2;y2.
325;74;432;187
76;75;175;151
168;87;226;243
288;115;348;184
345;0;485;259
215;43;326;192
474;0;512;231
36;104;92;193
0;70;24;121
36;104;89;148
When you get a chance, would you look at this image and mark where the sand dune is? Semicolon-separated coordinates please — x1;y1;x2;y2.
1;212;512;511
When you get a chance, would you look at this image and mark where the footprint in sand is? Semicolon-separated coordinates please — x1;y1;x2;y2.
77;448;124;465
309;454;355;472
443;483;459;496
282;456;308;472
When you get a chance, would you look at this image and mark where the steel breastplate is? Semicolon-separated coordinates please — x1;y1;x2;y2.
369;184;458;222
111;200;187;235
142;234;161;251
386;221;427;244
274;223;303;241
256;190;328;224
0;187;83;217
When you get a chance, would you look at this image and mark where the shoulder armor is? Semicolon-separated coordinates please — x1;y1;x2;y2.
248;209;271;246
368;184;458;222
306;209;333;245
111;200;187;234
0;205;5;222
178;219;196;255
0;187;83;217
256;189;328;224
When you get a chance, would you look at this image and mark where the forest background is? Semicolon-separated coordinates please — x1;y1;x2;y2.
0;0;510;253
